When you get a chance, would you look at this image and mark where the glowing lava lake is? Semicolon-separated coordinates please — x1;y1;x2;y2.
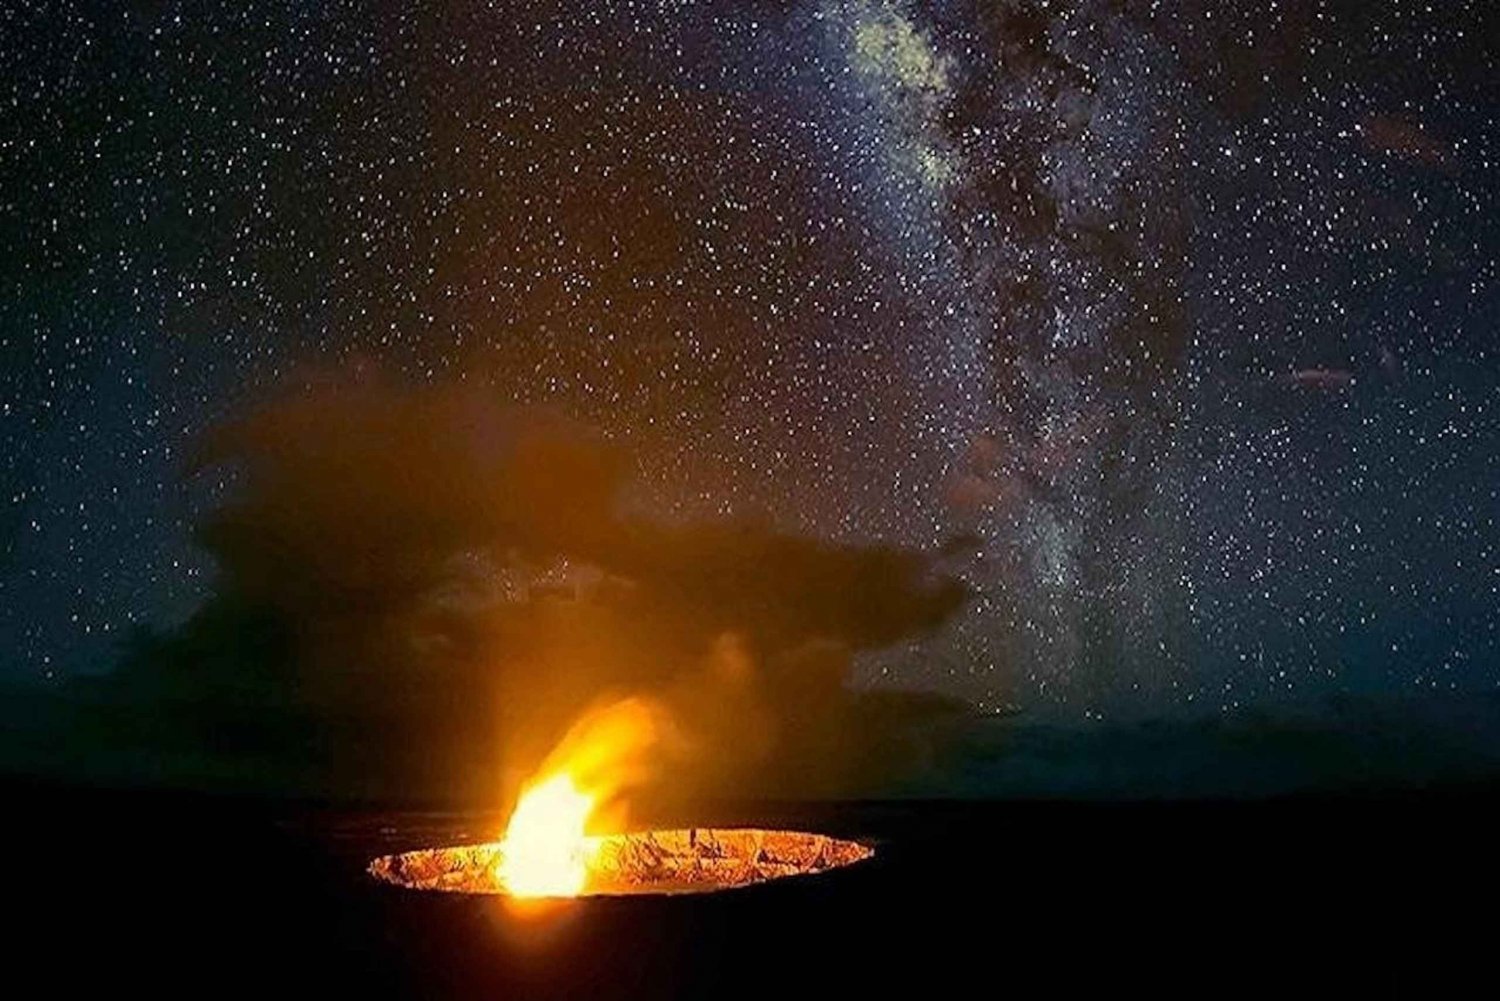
368;826;874;897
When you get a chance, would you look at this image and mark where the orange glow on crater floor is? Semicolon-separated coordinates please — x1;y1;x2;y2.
370;697;872;898
369;827;873;897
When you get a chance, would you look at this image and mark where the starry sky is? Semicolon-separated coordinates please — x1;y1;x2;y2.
3;0;1497;720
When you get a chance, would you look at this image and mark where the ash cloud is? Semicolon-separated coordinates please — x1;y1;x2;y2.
101;376;968;803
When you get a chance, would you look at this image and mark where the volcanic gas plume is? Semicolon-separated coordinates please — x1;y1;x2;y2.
113;376;968;805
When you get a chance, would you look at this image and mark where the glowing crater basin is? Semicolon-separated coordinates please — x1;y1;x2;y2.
368;828;874;896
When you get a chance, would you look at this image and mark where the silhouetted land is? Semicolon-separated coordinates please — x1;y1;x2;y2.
8;778;1490;997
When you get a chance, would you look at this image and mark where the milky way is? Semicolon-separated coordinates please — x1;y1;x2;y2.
2;1;1497;718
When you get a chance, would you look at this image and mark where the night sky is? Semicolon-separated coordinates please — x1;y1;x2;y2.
4;0;1497;721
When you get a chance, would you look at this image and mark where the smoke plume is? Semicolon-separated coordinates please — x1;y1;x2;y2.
112;375;967;804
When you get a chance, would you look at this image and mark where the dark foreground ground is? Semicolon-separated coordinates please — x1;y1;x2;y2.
9;779;1493;997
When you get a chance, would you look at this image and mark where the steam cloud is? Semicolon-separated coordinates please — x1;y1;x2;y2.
114;375;968;805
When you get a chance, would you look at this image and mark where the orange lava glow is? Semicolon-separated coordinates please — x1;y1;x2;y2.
493;698;662;898
494;773;599;897
372;704;875;899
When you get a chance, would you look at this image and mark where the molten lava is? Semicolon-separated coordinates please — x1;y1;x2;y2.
369;696;873;898
494;773;599;897
492;697;663;897
370;828;873;896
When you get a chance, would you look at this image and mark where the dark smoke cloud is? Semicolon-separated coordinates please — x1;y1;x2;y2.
103;375;967;803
